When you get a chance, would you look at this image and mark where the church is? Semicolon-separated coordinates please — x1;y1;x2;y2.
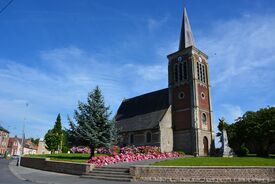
115;7;215;156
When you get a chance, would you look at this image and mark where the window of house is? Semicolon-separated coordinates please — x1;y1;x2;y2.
146;132;152;143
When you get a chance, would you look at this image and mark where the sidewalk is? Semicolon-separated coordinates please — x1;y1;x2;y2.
8;160;123;184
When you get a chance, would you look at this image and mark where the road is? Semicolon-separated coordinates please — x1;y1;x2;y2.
0;159;32;184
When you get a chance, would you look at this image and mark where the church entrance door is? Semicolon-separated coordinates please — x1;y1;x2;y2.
203;137;208;156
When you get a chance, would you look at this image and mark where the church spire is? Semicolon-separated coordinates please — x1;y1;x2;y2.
179;7;195;50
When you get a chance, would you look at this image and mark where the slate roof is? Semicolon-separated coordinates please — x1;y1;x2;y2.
0;125;9;133
115;88;170;132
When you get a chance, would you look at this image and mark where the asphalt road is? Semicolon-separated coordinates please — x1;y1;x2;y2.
0;159;32;184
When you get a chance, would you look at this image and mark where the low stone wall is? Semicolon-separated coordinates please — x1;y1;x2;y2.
21;157;94;175
130;166;275;183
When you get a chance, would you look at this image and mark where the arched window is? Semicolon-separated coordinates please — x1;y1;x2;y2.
129;133;134;144
202;65;206;83
179;63;183;81
202;113;207;124
197;62;206;84
183;61;188;80
174;63;178;83
145;131;152;143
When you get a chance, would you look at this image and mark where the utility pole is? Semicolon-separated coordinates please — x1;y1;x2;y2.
18;103;28;166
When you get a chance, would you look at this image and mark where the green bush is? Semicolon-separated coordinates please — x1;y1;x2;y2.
236;145;249;157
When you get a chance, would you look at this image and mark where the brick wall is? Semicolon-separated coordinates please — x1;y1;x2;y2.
21;157;94;175
130;166;275;183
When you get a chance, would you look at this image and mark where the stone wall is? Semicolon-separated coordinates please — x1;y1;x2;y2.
122;129;160;147
159;106;173;153
130;166;275;183
21;157;94;175
173;129;195;154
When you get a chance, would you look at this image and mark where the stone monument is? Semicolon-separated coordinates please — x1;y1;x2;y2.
221;129;233;157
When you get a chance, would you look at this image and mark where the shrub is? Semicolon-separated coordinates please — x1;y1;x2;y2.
70;146;90;154
235;145;249;157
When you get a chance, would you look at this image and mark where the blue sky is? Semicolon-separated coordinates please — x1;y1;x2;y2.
0;0;275;142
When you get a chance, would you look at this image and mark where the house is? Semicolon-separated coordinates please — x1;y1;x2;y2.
37;138;50;154
8;137;38;155
116;7;215;156
7;137;22;155
0;125;9;154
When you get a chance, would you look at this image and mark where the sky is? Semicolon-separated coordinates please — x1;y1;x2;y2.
0;0;275;142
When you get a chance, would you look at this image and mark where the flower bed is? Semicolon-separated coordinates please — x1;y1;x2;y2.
70;146;90;154
88;146;182;167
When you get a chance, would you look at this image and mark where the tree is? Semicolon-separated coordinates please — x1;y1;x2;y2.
30;138;39;145
53;114;62;135
68;86;115;157
61;129;69;153
109;119;122;146
241;107;275;156
53;113;63;153
44;114;64;153
219;106;275;157
44;129;59;154
216;118;229;144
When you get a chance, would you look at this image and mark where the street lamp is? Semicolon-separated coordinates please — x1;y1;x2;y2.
18;103;28;166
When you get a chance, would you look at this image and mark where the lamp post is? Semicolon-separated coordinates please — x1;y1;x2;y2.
18;103;28;166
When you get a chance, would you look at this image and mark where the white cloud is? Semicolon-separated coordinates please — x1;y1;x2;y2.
198;14;275;89
0;46;168;137
220;104;243;123
136;65;167;81
147;15;169;32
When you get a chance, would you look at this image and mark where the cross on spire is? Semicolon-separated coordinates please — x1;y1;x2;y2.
179;7;195;50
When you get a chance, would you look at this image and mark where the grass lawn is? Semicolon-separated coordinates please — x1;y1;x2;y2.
26;153;108;163
153;155;275;166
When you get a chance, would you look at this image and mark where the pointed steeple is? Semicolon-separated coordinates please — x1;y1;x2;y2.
179;7;195;50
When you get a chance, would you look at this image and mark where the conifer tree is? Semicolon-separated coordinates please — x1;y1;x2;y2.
44;113;63;153
68;86;114;157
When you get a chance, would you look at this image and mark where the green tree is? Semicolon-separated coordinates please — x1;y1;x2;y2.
44;129;59;154
241;107;275;156
61;129;69;153
53;114;62;135
52;114;63;153
221;106;275;157
30;138;39;145
216;118;229;144
68;86;115;157
44;114;64;153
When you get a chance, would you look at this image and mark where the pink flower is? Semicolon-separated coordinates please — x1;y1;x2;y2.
88;146;182;167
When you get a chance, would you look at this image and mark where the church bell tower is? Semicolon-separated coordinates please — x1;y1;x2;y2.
167;7;214;156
